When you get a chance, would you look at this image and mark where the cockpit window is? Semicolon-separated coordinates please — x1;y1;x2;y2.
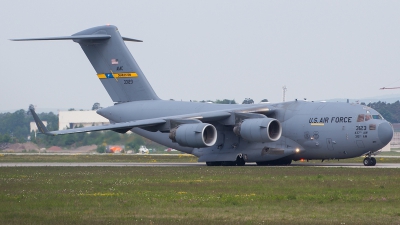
357;114;384;121
372;115;383;120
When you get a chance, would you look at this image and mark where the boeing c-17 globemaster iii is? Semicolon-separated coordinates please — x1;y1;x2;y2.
11;25;393;166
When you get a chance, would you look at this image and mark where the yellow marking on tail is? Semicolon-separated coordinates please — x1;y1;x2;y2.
97;72;138;79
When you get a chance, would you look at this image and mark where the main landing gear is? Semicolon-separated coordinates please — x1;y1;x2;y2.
363;152;376;166
256;158;292;166
206;155;246;166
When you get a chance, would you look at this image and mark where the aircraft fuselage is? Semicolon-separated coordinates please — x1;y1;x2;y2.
97;100;393;162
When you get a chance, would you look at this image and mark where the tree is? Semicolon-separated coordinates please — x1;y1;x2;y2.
1;134;11;143
92;102;101;110
242;98;254;104
96;145;105;153
126;137;145;152
215;99;236;104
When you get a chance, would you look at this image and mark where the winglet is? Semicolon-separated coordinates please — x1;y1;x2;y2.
29;105;54;136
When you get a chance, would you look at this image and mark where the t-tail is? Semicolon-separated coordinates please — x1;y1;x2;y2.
11;25;160;103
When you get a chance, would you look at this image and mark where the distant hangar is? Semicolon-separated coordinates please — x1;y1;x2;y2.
58;110;110;130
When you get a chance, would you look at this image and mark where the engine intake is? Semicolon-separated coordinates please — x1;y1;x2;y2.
233;118;282;142
169;123;217;148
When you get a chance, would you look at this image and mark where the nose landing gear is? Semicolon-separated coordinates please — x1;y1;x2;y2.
363;152;376;166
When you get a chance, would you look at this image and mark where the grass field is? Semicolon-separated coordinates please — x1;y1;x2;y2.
1;153;400;164
0;166;400;224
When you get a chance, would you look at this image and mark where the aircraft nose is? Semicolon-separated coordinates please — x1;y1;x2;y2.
378;122;393;145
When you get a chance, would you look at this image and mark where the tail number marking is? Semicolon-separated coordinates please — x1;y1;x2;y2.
356;126;366;131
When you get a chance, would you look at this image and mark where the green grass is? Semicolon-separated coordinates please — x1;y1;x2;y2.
380;150;400;156
0;167;400;224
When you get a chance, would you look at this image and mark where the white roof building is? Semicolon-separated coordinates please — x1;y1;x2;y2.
58;111;109;130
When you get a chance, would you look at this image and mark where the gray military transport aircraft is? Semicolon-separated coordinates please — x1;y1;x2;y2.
12;25;394;166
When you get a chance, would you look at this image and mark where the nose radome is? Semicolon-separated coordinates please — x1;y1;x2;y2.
378;122;393;145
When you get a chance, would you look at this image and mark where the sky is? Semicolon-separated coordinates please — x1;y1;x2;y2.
1;1;400;112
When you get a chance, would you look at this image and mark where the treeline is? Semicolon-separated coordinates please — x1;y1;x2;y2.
0;109;164;151
367;101;400;123
0;109;58;143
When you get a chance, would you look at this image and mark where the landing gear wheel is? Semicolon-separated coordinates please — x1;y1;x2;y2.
363;151;377;166
236;155;246;166
206;162;222;166
221;161;236;166
363;158;371;166
256;158;292;166
363;157;376;166
236;160;245;166
371;157;376;166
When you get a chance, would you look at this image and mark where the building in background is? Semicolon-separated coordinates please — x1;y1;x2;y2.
30;121;47;132
58;111;109;130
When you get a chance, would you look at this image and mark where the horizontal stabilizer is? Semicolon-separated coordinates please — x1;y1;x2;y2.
10;34;111;41
122;37;143;42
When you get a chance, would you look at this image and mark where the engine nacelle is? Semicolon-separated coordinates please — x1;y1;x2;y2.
233;118;282;142
169;123;217;148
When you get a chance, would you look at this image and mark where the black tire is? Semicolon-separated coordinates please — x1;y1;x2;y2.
257;159;292;166
221;161;236;166
236;160;245;166
371;157;376;166
236;157;246;166
214;161;222;166
206;161;222;166
363;158;371;166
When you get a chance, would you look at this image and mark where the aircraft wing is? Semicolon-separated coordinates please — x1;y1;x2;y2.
46;118;166;135
29;104;274;136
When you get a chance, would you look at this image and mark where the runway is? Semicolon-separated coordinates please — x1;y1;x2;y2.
1;162;400;168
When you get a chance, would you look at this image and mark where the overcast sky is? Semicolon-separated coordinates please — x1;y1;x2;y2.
1;1;400;111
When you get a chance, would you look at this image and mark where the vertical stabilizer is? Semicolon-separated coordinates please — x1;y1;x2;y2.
72;25;159;102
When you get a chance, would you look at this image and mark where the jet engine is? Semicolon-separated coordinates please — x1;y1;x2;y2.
169;123;217;148
233;118;282;142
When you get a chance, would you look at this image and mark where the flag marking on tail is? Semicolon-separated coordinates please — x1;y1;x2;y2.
97;73;138;79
